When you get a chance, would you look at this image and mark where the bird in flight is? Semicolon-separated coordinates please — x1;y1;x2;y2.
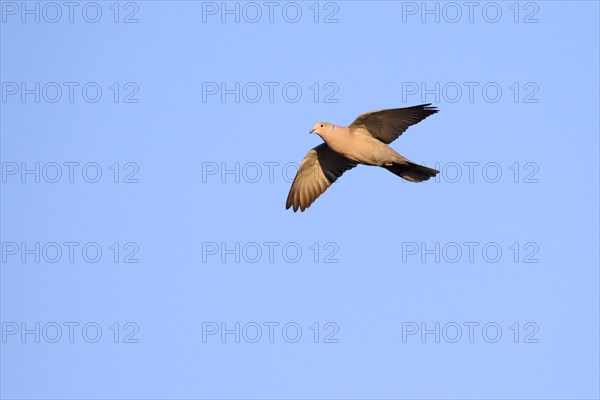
286;103;440;212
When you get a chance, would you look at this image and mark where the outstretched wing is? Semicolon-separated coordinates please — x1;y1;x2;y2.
286;143;357;212
350;103;438;144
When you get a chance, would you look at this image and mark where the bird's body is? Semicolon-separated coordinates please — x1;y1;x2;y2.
286;104;440;212
334;126;407;166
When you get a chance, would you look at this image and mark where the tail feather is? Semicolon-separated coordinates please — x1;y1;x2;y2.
384;162;439;182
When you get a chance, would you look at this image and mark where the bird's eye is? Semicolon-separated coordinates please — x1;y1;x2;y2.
320;124;323;127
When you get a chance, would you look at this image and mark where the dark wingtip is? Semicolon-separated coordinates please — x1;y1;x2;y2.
420;103;439;113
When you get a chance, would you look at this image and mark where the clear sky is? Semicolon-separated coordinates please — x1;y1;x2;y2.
1;1;599;399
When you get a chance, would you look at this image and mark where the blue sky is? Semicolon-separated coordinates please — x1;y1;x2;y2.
1;1;599;399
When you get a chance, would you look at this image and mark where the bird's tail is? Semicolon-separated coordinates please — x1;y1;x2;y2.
384;162;439;182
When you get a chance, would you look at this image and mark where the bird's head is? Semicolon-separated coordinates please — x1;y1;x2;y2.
309;122;335;139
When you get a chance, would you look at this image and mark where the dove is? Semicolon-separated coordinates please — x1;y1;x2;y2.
286;103;440;212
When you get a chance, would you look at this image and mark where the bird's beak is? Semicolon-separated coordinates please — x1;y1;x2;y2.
309;128;315;134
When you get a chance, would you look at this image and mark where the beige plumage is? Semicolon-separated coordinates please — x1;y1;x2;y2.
286;103;439;212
